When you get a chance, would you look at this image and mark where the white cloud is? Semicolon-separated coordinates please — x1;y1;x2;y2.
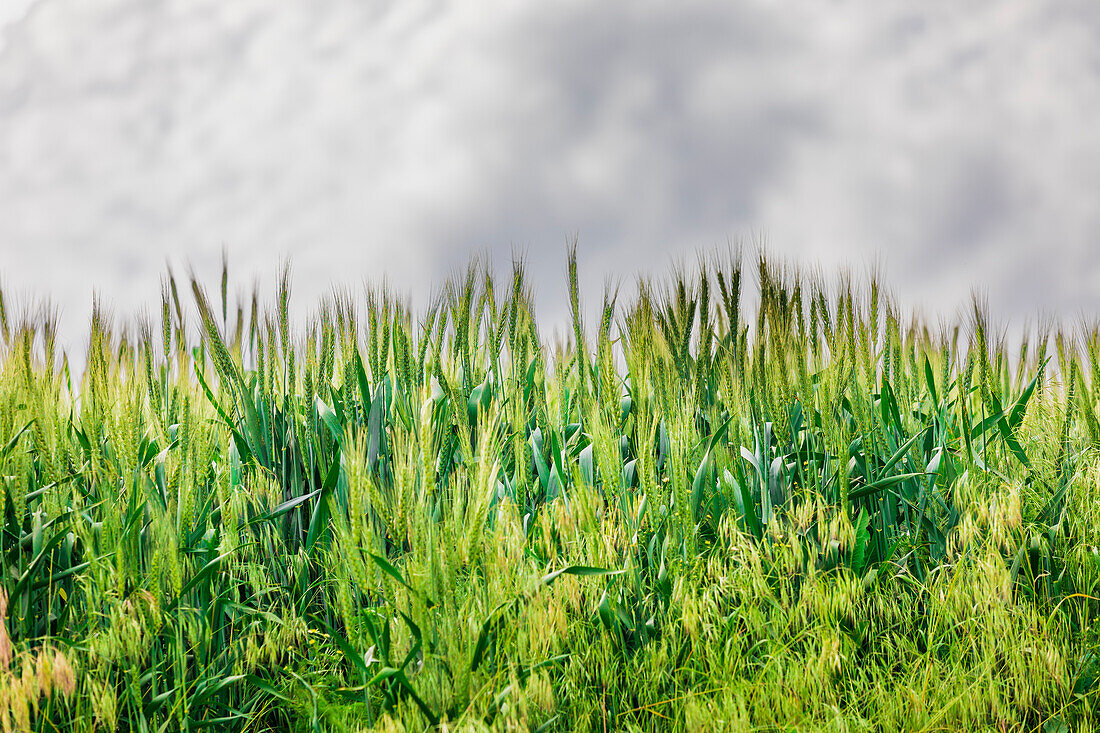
0;0;1098;355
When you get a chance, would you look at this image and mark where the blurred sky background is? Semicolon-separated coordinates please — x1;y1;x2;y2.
1;1;1099;356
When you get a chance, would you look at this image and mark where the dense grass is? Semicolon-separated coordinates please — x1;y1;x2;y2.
1;249;1099;731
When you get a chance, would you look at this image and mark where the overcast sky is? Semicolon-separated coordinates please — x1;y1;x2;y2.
1;1;1099;352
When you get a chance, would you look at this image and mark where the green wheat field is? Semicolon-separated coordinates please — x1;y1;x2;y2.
1;250;1098;731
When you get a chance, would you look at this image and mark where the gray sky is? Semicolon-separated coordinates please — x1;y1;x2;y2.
1;0;1099;353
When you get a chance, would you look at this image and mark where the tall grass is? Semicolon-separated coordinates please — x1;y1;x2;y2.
1;248;1099;731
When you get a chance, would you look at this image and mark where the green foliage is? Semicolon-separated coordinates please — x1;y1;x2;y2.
0;252;1099;730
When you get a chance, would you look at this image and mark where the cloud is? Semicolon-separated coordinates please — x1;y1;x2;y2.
757;3;1100;319
0;0;1098;354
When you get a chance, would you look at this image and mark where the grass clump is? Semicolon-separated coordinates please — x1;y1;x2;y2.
1;248;1099;731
